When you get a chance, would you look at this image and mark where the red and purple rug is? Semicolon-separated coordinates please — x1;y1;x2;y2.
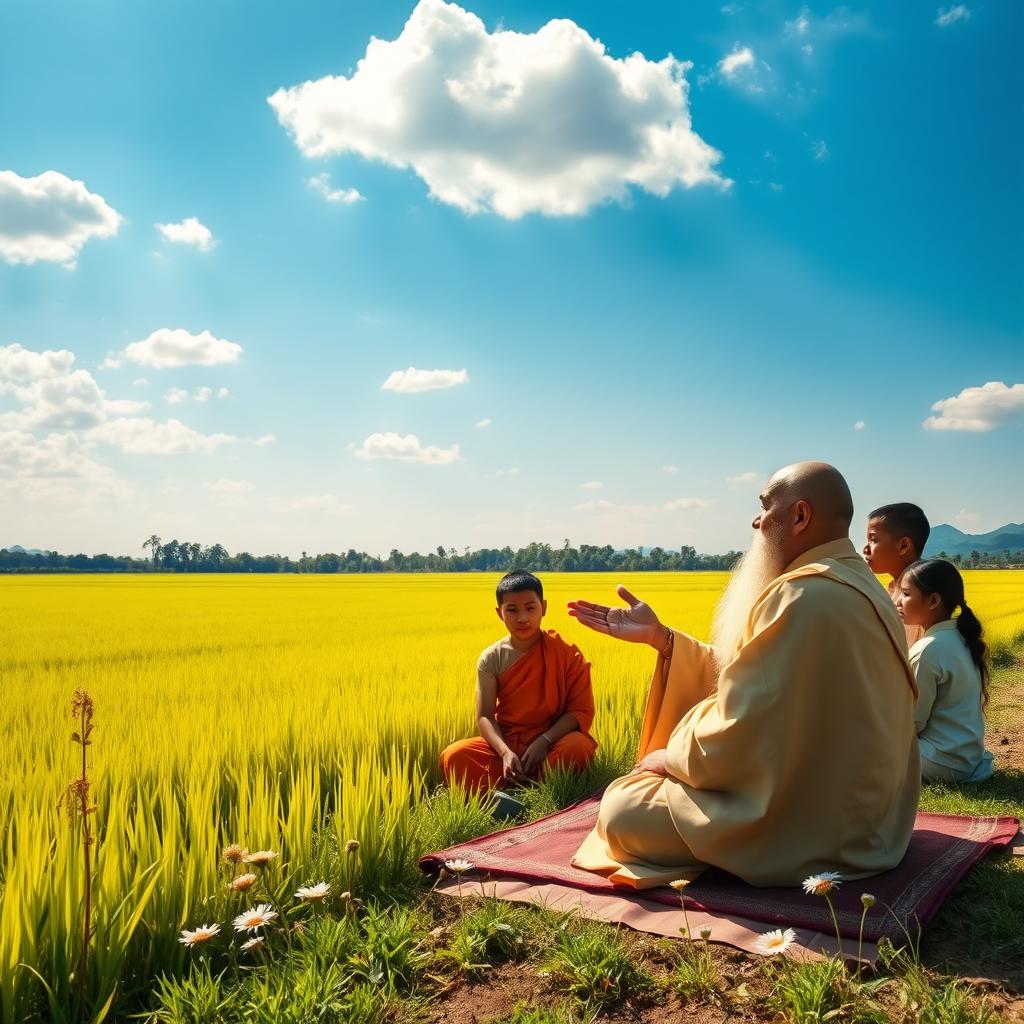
420;795;1019;942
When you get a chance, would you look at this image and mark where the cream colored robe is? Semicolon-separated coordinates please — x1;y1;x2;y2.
572;539;921;888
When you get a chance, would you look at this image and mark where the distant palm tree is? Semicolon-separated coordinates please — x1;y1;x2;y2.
143;534;162;570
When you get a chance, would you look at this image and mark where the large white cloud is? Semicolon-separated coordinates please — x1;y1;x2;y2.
155;216;216;251
0;342;76;381
381;366;469;393
0;170;122;267
119;328;244;368
923;381;1024;432
269;0;727;219
353;431;462;464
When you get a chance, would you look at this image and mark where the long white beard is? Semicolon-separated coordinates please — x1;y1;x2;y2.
711;528;788;670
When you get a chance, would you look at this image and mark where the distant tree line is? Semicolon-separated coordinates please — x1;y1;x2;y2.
2;537;747;574
3;538;1021;575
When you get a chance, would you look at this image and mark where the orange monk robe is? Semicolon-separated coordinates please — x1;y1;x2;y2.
440;630;597;792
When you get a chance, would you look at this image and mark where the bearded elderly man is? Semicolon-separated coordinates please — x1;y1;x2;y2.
569;461;920;888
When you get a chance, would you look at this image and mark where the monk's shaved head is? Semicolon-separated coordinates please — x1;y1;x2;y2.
766;461;854;532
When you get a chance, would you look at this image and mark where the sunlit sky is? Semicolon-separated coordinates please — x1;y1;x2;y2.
1;0;1021;557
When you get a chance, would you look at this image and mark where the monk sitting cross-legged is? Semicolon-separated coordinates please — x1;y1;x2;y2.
569;461;921;890
440;571;597;793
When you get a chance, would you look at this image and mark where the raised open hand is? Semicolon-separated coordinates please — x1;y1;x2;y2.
567;585;664;647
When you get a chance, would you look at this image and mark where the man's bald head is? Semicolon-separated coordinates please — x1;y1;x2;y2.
755;461;854;566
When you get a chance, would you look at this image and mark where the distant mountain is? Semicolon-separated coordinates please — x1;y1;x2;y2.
925;523;1024;557
4;544;48;556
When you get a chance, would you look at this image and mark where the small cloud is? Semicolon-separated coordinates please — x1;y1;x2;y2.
217;387;229;399
119;328;243;369
923;381;1024;432
204;478;254;495
101;353;122;369
935;5;970;27
768;181;784;192
853;420;866;431
307;173;364;205
811;139;830;161
194;386;213;403
165;387;189;405
353;431;462;464
727;471;759;485
661;464;679;475
155;216;216;251
662;497;713;512
785;6;811;36
253;434;276;446
718;45;756;77
381;366;469;393
952;508;981;532
87;417;244;455
580;481;603;491
495;467;520;477
132;377;148;387
476;417;492;429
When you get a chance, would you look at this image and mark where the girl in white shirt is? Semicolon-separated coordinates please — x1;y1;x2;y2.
897;559;994;784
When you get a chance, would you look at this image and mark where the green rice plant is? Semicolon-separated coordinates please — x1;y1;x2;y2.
672;938;721;1003
435;899;528;975
148;961;237;1024
541;920;651;1011
346;905;424;994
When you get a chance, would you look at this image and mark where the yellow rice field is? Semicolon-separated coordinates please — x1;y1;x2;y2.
1;571;1023;1021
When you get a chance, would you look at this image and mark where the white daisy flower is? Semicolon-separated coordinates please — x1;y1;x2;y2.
229;872;257;892
178;923;220;946
802;871;842;896
669;879;690;891
243;849;279;868
295;882;331;903
233;903;278;933
754;927;796;956
444;859;475;874
241;935;265;951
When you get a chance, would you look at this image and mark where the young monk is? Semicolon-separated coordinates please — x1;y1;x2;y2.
897;559;994;783
440;571;597;792
863;502;931;646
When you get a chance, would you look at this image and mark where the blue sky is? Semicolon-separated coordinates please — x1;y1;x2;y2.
1;0;1021;557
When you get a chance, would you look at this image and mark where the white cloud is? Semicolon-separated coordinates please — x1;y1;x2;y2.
811;139;830;161
853;420;866;431
495;467;520;477
0;342;75;381
119;328;244;369
726;471;759;485
0;429;115;482
166;387;189;405
204;478;254;495
662;497;714;512
661;464;679;475
580;481;604;491
381;366;469;393
87;417;247;455
281;493;353;513
936;5;970;27
786;7;811;36
217;387;230;399
166;385;225;405
155;216;216;251
132;378;148;387
953;508;982;532
307;174;364;205
269;0;727;219
476;417;492;429
0;170;122;267
718;45;756;77
353;431;462;464
923;381;1024;432
194;386;213;403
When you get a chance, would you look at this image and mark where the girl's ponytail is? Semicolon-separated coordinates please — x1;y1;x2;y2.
956;603;990;709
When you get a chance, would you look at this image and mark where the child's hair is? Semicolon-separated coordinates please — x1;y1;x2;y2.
496;570;543;605
903;558;990;709
868;502;931;557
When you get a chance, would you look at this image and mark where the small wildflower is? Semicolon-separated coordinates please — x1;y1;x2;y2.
291;920;306;935
295;882;330;903
229;873;257;893
345;839;360;854
179;923;220;947
339;890;352;902
861;893;876;909
700;928;712;940
754;927;796;956
669;879;690;891
233;903;278;934
222;844;245;864
244;849;279;868
444;858;474;874
240;935;265;951
802;871;842;896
